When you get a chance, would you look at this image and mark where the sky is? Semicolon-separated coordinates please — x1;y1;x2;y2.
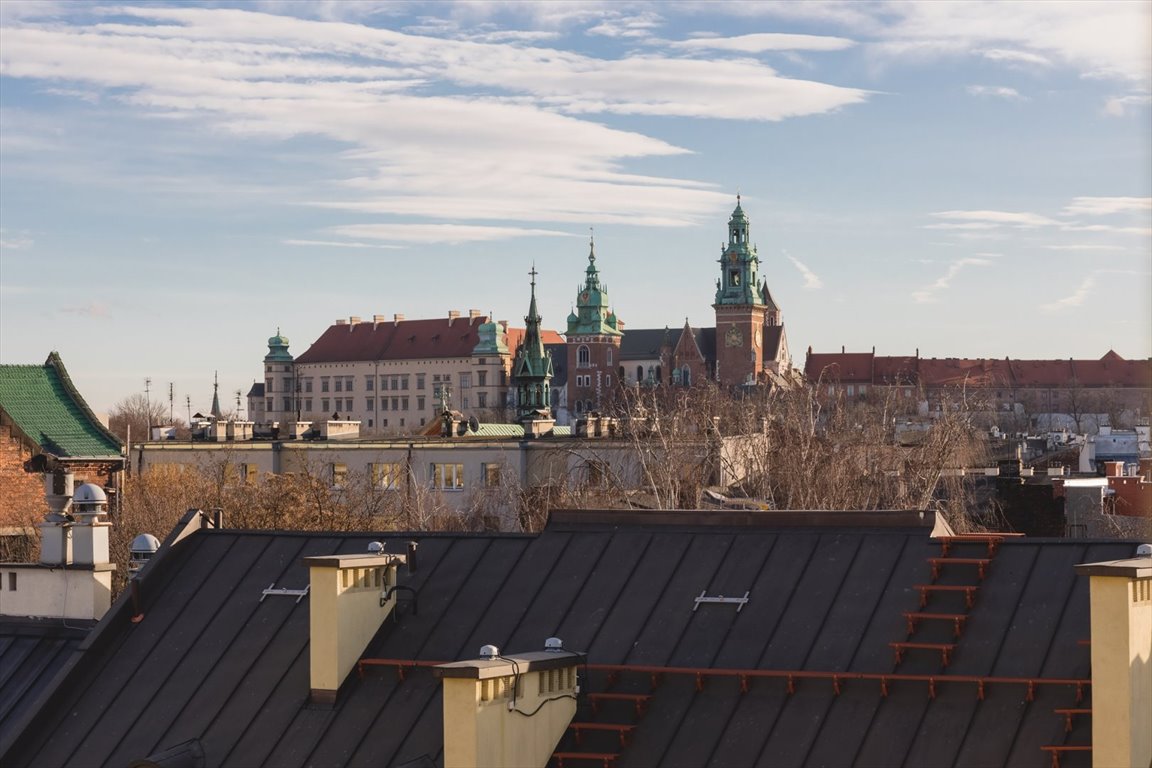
1;0;1150;417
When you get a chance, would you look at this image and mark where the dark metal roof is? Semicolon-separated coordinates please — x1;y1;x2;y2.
0;618;92;749
3;513;1136;768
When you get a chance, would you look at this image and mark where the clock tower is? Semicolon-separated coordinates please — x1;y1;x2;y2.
713;197;768;387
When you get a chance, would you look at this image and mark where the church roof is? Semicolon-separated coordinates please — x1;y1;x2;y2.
4;510;1136;767
0;352;122;460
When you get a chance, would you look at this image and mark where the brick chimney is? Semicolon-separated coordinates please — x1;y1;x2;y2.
1074;551;1152;768
433;641;584;768
303;550;407;706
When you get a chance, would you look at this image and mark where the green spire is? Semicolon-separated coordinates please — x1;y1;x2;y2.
512;265;554;421
714;194;764;307
567;232;622;336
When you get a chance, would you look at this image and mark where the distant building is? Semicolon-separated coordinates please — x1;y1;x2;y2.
247;313;564;437
565;237;623;418
804;348;1152;430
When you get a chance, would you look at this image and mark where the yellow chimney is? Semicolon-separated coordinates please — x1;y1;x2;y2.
433;643;584;768
304;551;407;706
1074;550;1152;768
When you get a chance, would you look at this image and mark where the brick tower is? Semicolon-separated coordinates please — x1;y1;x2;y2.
713;197;768;387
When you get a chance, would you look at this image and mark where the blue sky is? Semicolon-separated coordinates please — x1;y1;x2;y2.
1;0;1149;416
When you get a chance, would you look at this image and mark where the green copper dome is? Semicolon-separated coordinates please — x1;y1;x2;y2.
264;328;293;362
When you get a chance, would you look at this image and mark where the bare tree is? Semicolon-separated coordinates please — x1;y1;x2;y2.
109;393;187;441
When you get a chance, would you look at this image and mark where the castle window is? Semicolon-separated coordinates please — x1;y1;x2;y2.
321;377;330;392
681;365;691;386
574;400;583;415
637;365;644;383
577;345;591;368
606;348;612;365
478;370;487;387
730;270;740;286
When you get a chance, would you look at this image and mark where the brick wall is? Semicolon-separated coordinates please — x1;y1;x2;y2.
0;424;46;530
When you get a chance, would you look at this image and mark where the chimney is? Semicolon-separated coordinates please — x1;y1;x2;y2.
303;549;407;706
373;314;386;329
349;316;360;330
433;640;585;768
335;318;347;326
469;309;481;325
1074;551;1151;768
448;310;461;327
1105;461;1124;478
394;313;405;326
70;483;111;566
40;470;74;565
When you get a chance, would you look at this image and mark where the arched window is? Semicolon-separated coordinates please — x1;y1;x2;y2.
585;399;593;413
655;365;662;384
681;365;691;386
574;400;583;415
673;368;682;385
577;345;590;367
637;365;644;383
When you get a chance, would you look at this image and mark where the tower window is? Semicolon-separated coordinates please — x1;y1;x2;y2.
730;270;740;286
577;345;591;367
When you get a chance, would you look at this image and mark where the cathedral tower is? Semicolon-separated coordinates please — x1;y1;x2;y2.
713;197;770;387
511;267;555;437
565;235;623;417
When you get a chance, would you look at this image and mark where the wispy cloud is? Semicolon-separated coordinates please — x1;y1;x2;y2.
785;253;823;289
1042;244;1126;251
326;223;576;244
0;231;34;250
282;239;404;249
1043;276;1095;313
586;10;663;38
1062;196;1152;216
977;48;1051;67
60;302;111;318
912;256;993;303
929;210;1058;227
672;32;856;53
1104;93;1152;117
965;85;1025;100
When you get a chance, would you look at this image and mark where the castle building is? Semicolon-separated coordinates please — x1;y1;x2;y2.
565;237;623;417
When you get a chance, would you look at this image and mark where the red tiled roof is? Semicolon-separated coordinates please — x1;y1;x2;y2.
806;349;1151;390
804;352;874;383
296;317;564;364
918;358;1015;388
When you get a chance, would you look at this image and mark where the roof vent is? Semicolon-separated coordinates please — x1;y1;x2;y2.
544;637;564;652
1137;543;1152;557
129;533;160;575
479;644;500;659
367;541;384;554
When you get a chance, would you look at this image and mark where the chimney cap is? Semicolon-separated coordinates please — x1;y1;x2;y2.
544;637;564;652
479;644;500;659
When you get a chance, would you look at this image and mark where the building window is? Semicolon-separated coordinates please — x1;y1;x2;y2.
431;463;464;490
577;345;590;367
241;464;258;483
391;376;400;391
382;398;389;411
367;398;375;411
330;463;347;487
402;375;410;390
402;397;409;410
459;372;472;389
321;398;330;412
346;376;355;391
478;392;487;408
606;375;612;387
585;459;608;487
391;397;399;411
462;396;470;409
335;378;343;392
282;378;291;393
483;463;502;487
266;398;273;412
304;378;313;393
366;376;374;391
418;396;426;411
681;365;691;386
847;385;855;396
305;398;313;412
7;572;15;591
266;378;273;393
606;348;612;365
321;377;330;392
282;398;291;411
417;374;425;390
478;370;487;387
574;400;583;415
370;462;403;490
858;384;867;396
730;269;740;286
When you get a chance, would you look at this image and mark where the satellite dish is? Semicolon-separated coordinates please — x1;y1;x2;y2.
468;416;480;433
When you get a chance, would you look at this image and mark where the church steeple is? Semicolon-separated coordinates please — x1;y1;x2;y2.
511;266;554;429
210;371;223;421
714;195;763;308
567;232;621;337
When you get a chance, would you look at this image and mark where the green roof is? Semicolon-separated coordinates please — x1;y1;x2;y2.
0;352;123;459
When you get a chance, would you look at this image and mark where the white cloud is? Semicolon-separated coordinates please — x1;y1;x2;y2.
0;231;34;250
1042;244;1126;251
282;239;404;249
586;10;663;38
785;253;823;289
912;256;992;303
1104;93;1152;116
60;301;111;318
672;33;856;53
1062;196;1152;216
0;4;871;243
977;48;1052;67
965;85;1025;100
1043;276;1095;312
326;223;576;244
929;210;1059;227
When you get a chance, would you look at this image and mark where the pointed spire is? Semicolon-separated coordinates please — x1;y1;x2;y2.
210;371;223;420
